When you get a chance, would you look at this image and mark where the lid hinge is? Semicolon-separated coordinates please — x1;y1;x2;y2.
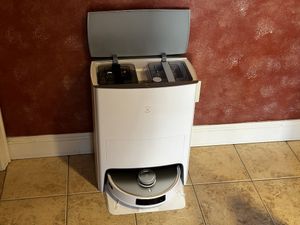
161;53;167;62
112;54;119;65
161;53;175;82
111;54;122;83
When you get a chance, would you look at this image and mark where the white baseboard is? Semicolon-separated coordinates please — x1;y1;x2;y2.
0;109;11;170
191;119;300;146
7;119;300;159
8;133;93;159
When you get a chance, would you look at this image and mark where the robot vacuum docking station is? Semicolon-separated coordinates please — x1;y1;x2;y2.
88;9;201;214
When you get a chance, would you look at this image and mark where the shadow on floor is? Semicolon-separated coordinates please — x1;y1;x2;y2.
230;196;285;225
67;153;98;191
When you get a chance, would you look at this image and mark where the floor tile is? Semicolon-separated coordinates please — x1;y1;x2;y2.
255;178;300;225
288;140;300;160
2;157;68;200
186;173;192;185
0;196;65;225
69;154;98;194
68;192;136;225
136;186;205;225
236;142;300;180
0;170;5;195
194;182;273;225
189;145;249;184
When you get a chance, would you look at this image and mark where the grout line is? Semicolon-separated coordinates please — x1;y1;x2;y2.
68;190;100;195
188;172;194;186
68;191;100;196
0;169;8;201
186;172;193;185
134;213;138;225
65;195;68;225
252;176;300;182
1;194;66;202
10;155;70;162
233;145;276;225
68;190;100;196
191;184;208;225
251;183;276;225
232;145;252;182
191;176;300;186
191;179;252;186
65;156;70;225
286;141;300;162
67;156;70;195
0;190;105;202
191;176;300;185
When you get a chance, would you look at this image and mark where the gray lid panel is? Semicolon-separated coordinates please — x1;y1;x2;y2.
87;9;190;57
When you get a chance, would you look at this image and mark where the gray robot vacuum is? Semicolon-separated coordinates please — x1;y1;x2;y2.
105;165;182;208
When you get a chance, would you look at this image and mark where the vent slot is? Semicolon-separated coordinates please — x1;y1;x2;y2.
136;195;166;206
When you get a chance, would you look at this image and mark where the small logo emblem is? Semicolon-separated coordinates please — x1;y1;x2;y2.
144;106;151;113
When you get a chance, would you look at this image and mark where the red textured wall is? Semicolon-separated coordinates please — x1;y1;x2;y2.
0;0;299;137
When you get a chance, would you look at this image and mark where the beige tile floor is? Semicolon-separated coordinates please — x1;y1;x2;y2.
0;141;299;225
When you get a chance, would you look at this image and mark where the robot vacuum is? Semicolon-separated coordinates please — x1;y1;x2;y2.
105;165;182;208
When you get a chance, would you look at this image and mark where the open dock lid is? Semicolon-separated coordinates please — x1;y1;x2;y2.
87;9;190;58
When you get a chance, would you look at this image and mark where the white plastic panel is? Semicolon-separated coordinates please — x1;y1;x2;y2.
106;136;184;168
91;57;200;191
